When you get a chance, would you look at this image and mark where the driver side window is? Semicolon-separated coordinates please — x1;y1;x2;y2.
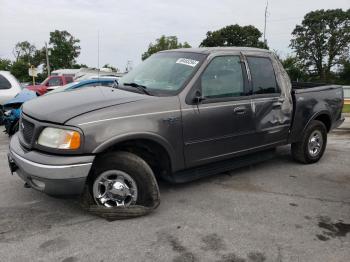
201;56;244;99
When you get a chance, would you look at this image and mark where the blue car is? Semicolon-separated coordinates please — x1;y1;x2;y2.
47;78;118;94
2;78;118;135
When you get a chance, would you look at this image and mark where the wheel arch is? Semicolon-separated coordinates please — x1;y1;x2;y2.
92;132;177;177
304;111;332;133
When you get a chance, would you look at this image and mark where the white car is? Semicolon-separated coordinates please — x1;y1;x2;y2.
0;71;22;105
0;71;22;123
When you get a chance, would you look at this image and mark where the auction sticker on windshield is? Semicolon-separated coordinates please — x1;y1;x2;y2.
176;58;199;67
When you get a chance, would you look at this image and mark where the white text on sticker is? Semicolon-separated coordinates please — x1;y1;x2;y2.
176;58;199;67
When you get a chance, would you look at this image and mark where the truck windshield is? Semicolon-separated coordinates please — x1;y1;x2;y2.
119;52;206;95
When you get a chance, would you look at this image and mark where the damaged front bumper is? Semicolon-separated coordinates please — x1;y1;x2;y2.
8;133;95;196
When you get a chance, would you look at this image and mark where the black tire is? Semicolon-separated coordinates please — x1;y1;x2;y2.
8;120;19;136
0;108;4;126
291;120;327;164
84;151;160;209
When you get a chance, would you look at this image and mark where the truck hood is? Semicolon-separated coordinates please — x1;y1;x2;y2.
22;86;146;124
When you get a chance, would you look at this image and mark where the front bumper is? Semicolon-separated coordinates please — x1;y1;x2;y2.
8;133;95;196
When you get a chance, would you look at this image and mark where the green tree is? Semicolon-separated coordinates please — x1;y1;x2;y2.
10;60;31;82
72;63;88;69
12;41;36;63
290;9;350;81
142;35;191;60
200;24;267;48
103;64;118;72
31;48;46;67
49;30;81;69
339;60;350;84
10;42;47;81
0;59;12;71
281;56;307;81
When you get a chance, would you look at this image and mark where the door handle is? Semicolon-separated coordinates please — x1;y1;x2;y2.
233;106;246;114
272;102;283;108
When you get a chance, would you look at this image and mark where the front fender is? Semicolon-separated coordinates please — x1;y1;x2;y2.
92;132;179;170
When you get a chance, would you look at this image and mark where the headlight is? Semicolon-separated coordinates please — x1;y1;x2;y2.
37;127;81;150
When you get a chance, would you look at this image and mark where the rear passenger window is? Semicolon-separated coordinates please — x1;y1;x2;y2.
201;56;244;99
247;57;279;94
0;74;11;89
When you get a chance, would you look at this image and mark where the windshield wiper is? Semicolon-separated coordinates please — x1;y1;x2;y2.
123;82;152;95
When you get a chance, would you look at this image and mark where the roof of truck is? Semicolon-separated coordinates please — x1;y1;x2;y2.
161;47;272;54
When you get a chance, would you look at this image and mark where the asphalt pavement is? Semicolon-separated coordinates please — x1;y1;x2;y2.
0;120;349;262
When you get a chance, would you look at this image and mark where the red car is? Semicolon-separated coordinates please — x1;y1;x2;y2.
26;75;74;95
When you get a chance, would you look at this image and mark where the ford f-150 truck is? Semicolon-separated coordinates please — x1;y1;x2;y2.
8;47;344;212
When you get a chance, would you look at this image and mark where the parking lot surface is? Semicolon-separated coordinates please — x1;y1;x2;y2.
0;121;349;262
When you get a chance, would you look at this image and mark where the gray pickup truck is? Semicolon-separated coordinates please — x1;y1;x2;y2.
8;47;344;211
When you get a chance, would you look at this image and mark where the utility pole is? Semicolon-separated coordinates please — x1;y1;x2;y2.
263;0;268;46
45;42;50;76
30;65;35;86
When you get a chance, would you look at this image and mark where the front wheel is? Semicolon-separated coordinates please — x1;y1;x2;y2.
291;120;327;164
9;120;19;136
0;108;4;126
84;151;160;211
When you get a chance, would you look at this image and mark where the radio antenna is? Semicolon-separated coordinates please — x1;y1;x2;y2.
97;30;100;78
263;1;269;46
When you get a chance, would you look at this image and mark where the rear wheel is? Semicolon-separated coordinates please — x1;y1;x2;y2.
291;120;327;164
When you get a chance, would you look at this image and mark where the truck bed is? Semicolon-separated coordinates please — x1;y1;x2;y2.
291;81;328;89
289;83;344;143
291;81;343;94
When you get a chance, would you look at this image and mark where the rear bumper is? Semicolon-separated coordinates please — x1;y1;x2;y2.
8;133;94;196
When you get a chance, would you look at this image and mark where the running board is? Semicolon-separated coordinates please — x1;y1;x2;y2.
168;149;276;183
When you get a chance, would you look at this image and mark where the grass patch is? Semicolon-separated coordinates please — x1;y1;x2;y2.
343;104;350;113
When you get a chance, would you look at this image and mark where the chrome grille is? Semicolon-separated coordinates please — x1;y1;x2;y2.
21;118;35;144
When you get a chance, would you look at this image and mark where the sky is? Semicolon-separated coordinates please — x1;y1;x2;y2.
0;0;349;71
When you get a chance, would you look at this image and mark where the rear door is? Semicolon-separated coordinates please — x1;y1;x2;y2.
182;54;255;167
244;55;291;147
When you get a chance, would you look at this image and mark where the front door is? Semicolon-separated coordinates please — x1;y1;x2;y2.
182;54;255;167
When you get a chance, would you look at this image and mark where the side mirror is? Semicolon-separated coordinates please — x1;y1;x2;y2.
192;90;205;104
